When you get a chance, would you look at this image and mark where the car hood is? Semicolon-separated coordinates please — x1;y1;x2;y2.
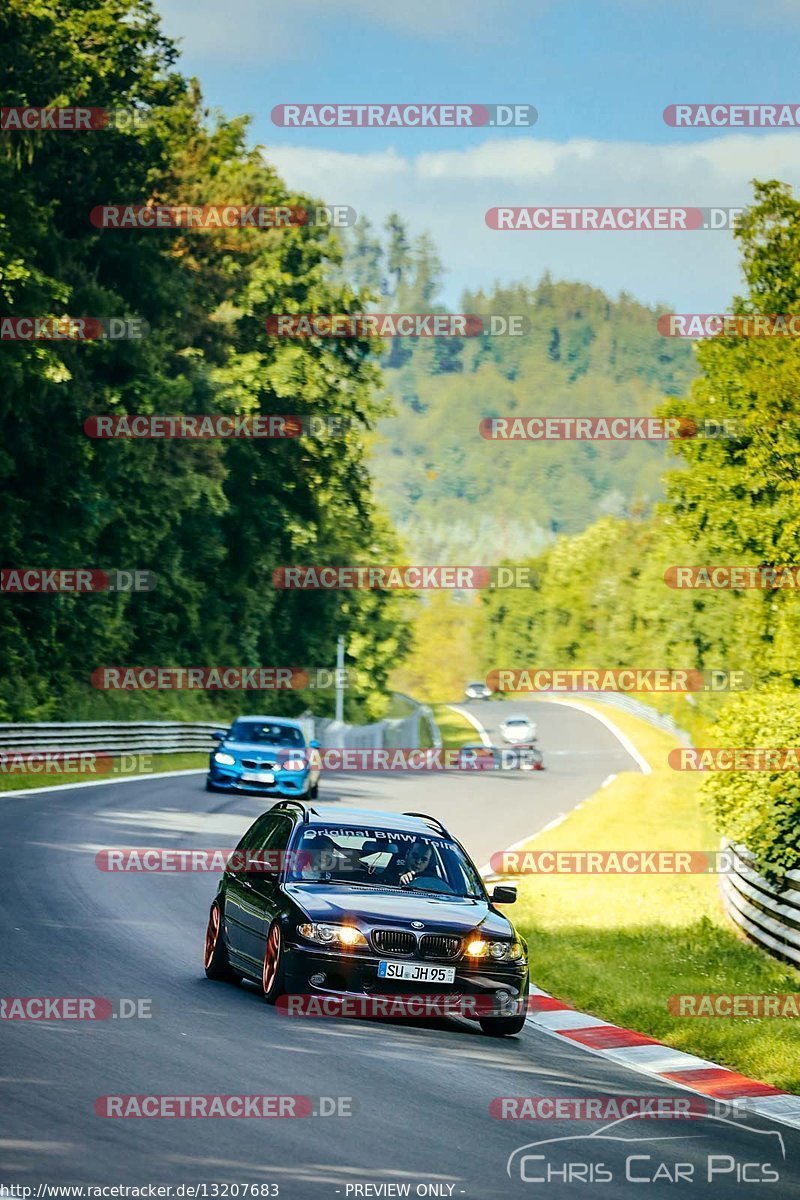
284;883;513;937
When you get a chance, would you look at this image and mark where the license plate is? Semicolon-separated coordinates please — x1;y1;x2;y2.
377;961;456;983
241;771;275;784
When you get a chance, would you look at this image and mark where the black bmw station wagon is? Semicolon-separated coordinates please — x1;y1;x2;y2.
203;801;530;1036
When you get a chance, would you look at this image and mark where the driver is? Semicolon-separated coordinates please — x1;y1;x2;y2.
397;840;436;887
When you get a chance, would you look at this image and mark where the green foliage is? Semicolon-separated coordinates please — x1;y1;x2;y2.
659;180;800;687
390;592;485;703
377;278;696;558
702;692;800;879
475;181;800;873
340;219;697;559
0;0;409;722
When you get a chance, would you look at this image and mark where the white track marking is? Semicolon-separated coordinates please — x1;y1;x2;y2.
0;768;206;799
446;704;493;746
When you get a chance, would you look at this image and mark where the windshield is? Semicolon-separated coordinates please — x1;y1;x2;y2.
507;718;530;726
228;721;305;747
286;826;485;898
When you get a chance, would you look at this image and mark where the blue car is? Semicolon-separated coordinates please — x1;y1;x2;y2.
206;716;321;799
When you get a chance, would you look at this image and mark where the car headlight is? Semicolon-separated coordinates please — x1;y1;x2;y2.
282;758;307;772
297;923;367;949
213;752;236;766
466;937;525;962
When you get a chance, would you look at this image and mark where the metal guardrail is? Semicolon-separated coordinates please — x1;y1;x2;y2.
391;694;443;750
720;842;800;968
310;717;385;749
0;721;220;755
558;691;694;746
306;695;441;751
0;700;439;761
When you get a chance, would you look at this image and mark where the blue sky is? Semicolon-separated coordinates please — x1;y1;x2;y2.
157;0;800;308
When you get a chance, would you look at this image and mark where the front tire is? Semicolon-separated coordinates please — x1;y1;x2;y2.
203;900;237;981
261;921;287;1004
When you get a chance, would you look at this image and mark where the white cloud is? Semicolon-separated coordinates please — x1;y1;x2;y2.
267;135;800;310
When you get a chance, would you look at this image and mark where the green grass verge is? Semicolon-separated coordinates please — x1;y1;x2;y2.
429;703;482;750
513;701;800;1093
0;751;208;791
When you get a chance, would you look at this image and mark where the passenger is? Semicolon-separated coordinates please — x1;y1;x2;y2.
295;834;341;881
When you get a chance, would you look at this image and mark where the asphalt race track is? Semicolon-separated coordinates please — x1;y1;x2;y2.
2;700;799;1197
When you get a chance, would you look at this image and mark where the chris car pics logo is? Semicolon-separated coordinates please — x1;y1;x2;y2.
506;1113;785;1185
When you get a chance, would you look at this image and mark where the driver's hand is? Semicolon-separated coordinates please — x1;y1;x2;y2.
400;869;415;885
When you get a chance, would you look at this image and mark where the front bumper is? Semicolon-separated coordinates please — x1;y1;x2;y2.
283;942;528;1015
207;766;310;796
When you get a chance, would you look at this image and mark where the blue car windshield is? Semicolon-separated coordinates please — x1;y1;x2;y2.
229;721;304;747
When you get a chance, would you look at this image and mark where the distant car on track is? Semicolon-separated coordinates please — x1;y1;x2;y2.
203;802;530;1036
464;681;492;700
499;714;537;745
206;716;320;799
459;742;544;771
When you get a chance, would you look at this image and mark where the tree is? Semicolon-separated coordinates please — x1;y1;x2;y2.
0;0;410;721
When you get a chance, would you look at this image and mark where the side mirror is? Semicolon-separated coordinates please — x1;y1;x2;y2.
309;739;321;750
211;730;226;742
491;885;517;905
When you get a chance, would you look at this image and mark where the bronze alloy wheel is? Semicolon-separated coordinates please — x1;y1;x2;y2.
262;922;282;996
204;903;220;970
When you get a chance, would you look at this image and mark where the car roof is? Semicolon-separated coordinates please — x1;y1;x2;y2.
304;803;449;837
229;716;304;728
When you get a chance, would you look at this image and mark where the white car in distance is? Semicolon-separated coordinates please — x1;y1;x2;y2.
499;714;537;745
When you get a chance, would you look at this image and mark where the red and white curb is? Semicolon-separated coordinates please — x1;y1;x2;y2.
524;984;800;1131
